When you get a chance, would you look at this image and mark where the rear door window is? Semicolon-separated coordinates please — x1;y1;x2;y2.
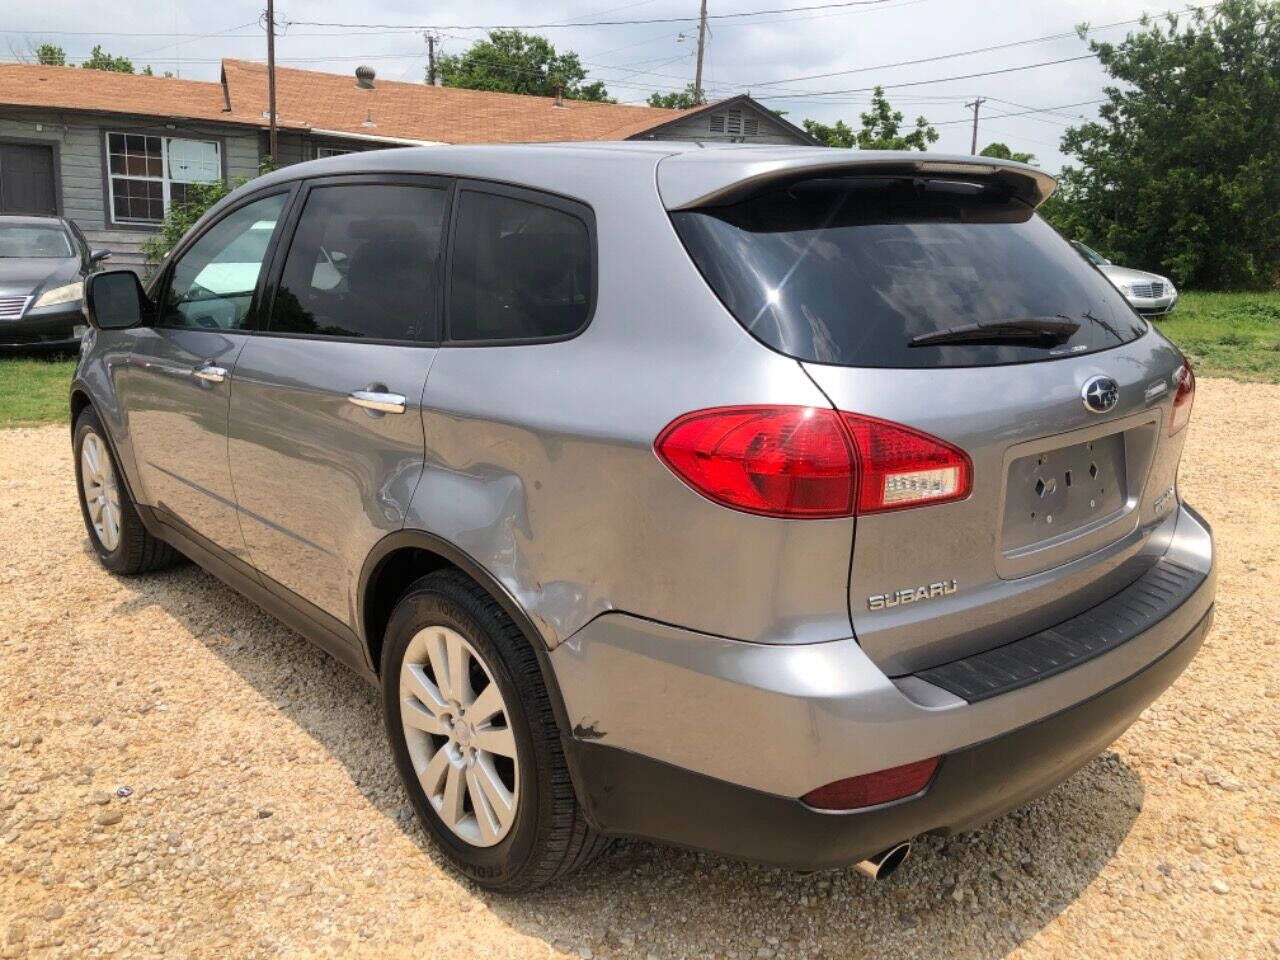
269;183;448;341
447;189;592;342
671;176;1147;368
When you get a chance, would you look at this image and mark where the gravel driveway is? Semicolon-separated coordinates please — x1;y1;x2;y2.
2;377;1277;960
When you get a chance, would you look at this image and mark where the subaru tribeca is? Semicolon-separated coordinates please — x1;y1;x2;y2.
71;144;1215;891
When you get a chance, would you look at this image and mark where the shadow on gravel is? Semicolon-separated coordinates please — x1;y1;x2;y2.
112;556;1145;960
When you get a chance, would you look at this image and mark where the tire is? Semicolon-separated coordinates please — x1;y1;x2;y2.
381;569;607;891
73;406;183;576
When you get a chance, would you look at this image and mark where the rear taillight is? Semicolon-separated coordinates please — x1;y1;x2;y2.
1169;355;1195;436
654;406;856;518
654;406;971;518
840;413;972;514
802;756;940;810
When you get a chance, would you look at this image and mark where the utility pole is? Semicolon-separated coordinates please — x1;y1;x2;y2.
266;0;278;165
693;0;708;105
965;96;986;155
426;33;438;86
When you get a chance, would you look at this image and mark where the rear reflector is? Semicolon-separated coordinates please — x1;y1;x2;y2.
802;756;941;810
1169;355;1195;436
655;406;971;518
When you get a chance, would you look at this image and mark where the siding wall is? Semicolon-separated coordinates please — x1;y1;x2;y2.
633;104;809;146
0;108;260;273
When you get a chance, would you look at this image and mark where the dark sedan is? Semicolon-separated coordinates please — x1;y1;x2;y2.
0;215;110;350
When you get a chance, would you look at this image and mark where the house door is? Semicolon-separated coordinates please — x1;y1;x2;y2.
0;143;57;215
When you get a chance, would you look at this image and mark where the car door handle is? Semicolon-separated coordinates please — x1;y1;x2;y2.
191;364;227;383
348;390;406;414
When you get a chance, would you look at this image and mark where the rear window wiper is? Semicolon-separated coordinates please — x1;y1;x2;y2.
908;316;1081;348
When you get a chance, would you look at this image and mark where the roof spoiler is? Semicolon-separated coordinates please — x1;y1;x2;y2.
657;150;1057;211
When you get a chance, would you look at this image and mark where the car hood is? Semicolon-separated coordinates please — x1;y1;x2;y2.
0;257;80;298
1097;263;1171;286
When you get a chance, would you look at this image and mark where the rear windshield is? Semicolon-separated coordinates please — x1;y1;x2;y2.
671;176;1146;368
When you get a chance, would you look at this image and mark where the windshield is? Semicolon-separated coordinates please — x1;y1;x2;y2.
1072;240;1108;265
0;224;73;259
671;176;1146;368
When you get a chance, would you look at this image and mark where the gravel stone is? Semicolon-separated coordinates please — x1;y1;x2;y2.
1;379;1277;959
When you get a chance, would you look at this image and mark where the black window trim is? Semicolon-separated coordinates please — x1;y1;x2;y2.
150;183;300;334
255;172;456;347
442;178;598;348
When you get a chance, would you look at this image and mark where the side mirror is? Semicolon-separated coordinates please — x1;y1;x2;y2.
83;270;152;330
89;249;112;265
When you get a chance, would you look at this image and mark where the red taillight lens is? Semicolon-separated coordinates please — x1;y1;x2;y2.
1169;355;1195;436
654;406;856;518
655;406;971;518
802;756;940;810
840;413;972;514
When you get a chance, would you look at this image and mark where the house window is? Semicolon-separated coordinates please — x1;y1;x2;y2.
709;114;725;133
744;116;760;136
315;146;353;159
106;132;221;225
726;110;743;135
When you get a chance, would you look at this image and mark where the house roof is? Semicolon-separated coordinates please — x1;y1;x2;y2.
0;59;805;147
217;59;688;144
0;61;300;129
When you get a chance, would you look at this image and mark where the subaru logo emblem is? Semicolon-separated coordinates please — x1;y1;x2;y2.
1081;375;1119;413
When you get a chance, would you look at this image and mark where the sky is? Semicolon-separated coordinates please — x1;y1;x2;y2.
2;0;1202;172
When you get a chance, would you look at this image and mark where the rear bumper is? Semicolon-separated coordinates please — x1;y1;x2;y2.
553;503;1214;867
568;606;1209;869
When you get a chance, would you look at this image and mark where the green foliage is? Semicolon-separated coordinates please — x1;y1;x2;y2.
81;45;138;73
1158;291;1280;381
980;141;1036;164
802;118;855;148
139;180;238;275
803;87;939;150
648;84;700;109
436;30;613;102
35;43;65;66
1048;0;1280;290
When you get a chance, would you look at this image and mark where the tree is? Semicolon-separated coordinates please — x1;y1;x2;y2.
803;87;939;150
980;141;1036;165
1049;0;1280;289
35;43;65;66
648;84;700;110
81;45;137;74
435;30;613;102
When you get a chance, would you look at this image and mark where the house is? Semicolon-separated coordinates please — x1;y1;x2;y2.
0;59;815;271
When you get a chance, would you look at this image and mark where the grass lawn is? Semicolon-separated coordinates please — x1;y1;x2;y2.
0;355;78;428
1157;291;1280;383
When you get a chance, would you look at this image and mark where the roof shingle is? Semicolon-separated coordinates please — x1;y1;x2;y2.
218;59;688;143
0;59;692;143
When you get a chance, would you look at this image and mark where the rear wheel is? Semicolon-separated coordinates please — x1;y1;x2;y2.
73;407;182;575
381;569;606;891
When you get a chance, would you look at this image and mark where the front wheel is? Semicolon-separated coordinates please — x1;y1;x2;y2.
381;569;606;891
73;407;182;575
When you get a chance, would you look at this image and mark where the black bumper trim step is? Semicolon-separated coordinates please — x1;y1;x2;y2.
915;559;1206;703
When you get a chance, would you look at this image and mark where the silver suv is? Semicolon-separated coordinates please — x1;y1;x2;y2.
72;144;1215;891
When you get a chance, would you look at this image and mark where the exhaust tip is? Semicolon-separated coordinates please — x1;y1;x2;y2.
855;841;912;880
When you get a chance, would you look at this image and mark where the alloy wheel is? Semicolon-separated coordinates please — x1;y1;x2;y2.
80;431;121;552
399;626;520;847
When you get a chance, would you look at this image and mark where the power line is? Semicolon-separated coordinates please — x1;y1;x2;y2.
930;98;1107;126
757;53;1099;100
283;0;896;32
737;2;1222;90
